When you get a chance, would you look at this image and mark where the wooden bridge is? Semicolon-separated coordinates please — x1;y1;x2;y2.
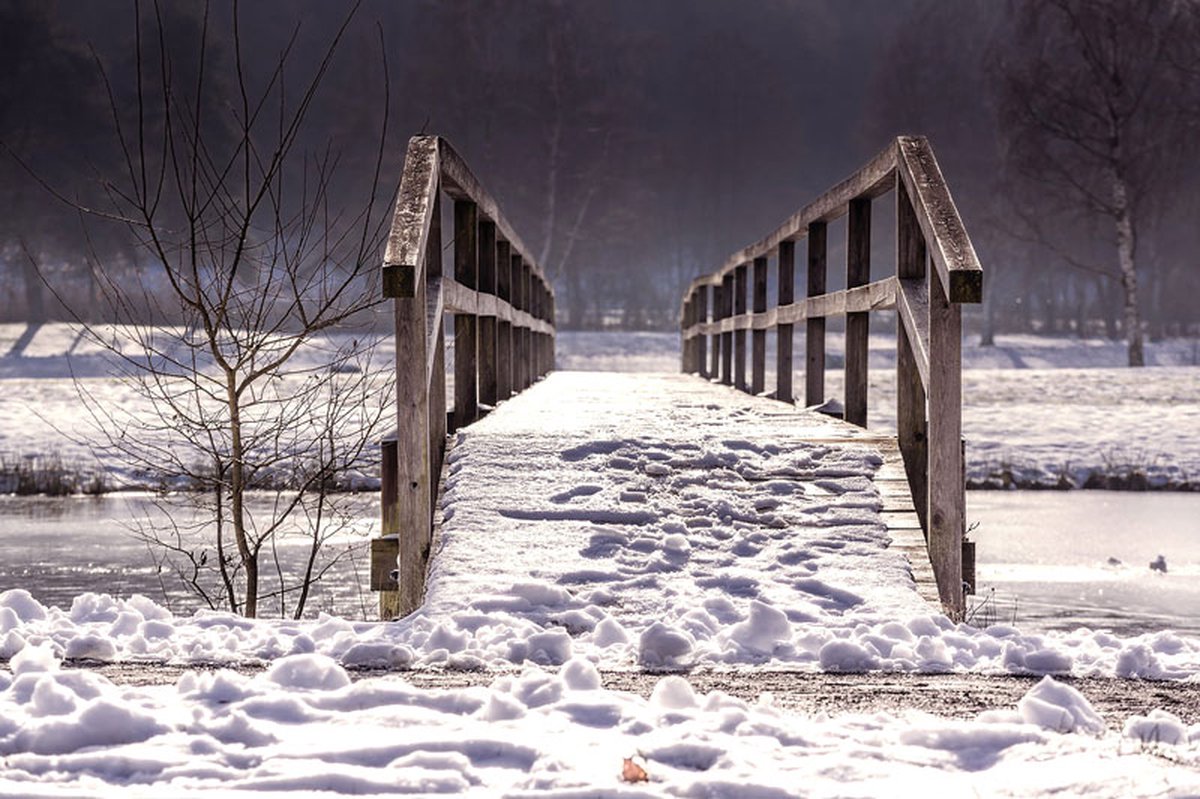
372;135;983;622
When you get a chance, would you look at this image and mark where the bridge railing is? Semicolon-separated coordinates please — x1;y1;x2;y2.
678;136;982;618
374;135;556;618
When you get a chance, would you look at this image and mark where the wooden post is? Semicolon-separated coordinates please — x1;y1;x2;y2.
375;438;401;619
680;295;692;372
425;194;447;543
696;286;709;377
896;179;929;533
709;284;721;379
496;241;513;401
929;265;965;618
392;188;437;618
845;197;871;427
477;220;498;409
453;201;479;430
521;262;533;389
720;274;734;385
751;256;767;394
734;263;748;391
777;240;795;403
806;222;827;406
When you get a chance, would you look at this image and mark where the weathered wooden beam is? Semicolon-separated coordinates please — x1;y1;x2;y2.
720;273;734;385
734;263;748;391
777;240;795;403
453;201;479;430
896;178;930;535
477;220;498;408
383;136;440;299
845;197;871;427
709;284;721;379
696;287;709;377
806;221;827;406
927;265;965;618
496;241;513;401
751;256;768;395
895;136;983;305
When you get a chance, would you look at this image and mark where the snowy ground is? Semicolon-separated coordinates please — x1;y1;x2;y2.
3;324;1197;490
2;646;1199;797
2;326;1200;796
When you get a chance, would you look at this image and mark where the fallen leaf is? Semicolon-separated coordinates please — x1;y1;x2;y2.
621;756;649;783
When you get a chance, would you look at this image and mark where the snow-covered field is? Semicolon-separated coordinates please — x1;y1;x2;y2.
2;325;1200;796
1;645;1198;797
4;324;1196;490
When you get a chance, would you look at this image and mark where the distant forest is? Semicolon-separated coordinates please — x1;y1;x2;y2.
2;0;1198;338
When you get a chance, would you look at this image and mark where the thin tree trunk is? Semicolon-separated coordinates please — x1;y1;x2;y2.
1111;171;1144;366
227;373;257;617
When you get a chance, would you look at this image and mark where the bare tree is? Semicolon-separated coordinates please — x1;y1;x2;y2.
40;2;396;618
996;0;1199;365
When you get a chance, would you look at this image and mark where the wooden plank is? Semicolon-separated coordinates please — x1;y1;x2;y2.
383;136;440;299
453;200;478;430
392;183;436;617
845;197;871;427
896;180;929;534
720;274;734;386
496;244;512;399
709;284;721;379
895;136;983;304
806;221;827;406
697;287;709;377
734;263;748;391
927;264;965;619
751;256;767;394
776;240;795;403
478;220;498;408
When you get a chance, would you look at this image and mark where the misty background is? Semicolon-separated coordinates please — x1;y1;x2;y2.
2;0;1198;338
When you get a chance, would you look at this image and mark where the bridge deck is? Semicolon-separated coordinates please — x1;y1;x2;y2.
422;371;938;667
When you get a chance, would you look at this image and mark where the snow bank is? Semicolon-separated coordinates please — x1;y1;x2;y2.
0;651;1197;797
3;374;1200;678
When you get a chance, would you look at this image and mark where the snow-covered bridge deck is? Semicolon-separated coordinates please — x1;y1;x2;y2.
414;371;937;669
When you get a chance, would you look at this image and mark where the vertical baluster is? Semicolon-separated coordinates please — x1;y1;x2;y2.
720;273;734;385
734;263;748;391
496;241;512;401
845;198;871;427
806;222;827;406
777;240;795;403
453;201;478;430
751;256;768;394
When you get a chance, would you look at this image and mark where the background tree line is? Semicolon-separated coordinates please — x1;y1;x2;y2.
3;0;1199;355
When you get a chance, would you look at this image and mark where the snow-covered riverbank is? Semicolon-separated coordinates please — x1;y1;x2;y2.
2;324;1197;491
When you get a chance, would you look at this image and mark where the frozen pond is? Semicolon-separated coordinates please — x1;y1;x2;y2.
970;491;1200;635
0;493;378;620
0;491;1197;635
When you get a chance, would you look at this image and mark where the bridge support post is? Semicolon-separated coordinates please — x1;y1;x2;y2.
478;220;498;409
720;274;734;385
734;263;748;391
776;241;795;403
928;267;965;618
453;201;479;430
805;222;827;406
845;198;871;427
751;256;768;394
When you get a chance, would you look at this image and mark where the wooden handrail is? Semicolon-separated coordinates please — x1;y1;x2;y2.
679;136;982;619
376;135;556;619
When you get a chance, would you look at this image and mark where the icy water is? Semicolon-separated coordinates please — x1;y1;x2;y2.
0;493;378;620
0;491;1197;635
969;491;1200;635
